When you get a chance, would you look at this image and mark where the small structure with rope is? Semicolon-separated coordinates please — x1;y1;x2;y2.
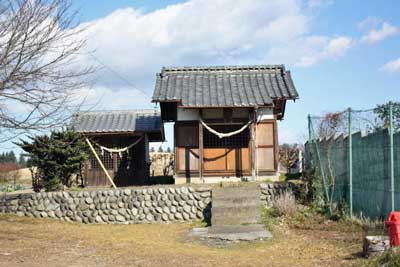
70;110;164;187
152;65;299;184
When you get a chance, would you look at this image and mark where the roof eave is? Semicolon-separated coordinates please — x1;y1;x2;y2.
78;130;163;136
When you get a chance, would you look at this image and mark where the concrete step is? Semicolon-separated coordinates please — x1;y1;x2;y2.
211;210;260;221
212;197;260;207
211;205;260;215
211;185;262;227
212;194;260;202
208;224;266;234
212;187;260;199
188;224;273;241
211;215;261;226
211;206;261;226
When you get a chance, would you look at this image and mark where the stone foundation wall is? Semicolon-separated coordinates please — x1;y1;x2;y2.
259;182;298;206
0;182;298;224
0;186;212;224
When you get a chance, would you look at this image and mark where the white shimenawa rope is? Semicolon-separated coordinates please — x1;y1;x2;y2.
92;136;144;158
199;118;252;139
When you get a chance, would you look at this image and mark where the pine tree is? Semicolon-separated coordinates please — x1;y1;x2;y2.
157;146;163;152
166;147;171;153
19;154;27;167
150;147;155;153
9;151;16;163
16;130;90;192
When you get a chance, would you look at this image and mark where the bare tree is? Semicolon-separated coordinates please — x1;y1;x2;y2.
0;0;92;142
313;112;347;210
317;112;347;139
279;143;299;173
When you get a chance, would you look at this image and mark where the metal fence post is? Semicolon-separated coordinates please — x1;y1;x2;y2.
389;102;395;211
308;114;312;166
309;117;331;212
348;108;353;218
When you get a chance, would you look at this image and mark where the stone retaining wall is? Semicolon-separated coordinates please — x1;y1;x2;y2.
260;182;298;206
0;183;297;224
0;186;212;224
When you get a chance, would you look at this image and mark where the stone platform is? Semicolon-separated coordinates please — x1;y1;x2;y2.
189;224;272;241
189;184;272;242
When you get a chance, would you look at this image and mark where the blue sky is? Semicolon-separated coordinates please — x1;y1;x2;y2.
3;0;400;152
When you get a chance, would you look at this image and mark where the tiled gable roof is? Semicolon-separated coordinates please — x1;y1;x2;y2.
70;110;162;134
152;65;298;107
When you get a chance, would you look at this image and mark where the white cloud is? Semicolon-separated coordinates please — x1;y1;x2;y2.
76;0;310;91
358;16;381;30
75;86;153;110
70;0;354;101
59;0;352;114
268;35;352;67
380;58;400;73
307;0;333;9
360;21;398;44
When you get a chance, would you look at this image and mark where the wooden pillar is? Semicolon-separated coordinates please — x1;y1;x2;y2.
199;120;204;183
250;109;257;181
273;118;279;173
83;160;89;187
173;123;177;178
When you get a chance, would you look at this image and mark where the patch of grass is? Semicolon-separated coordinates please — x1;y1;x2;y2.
279;173;302;181
190;219;208;228
0;184;26;192
68;187;84;192
0;207;369;267
261;206;280;231
363;249;400;267
259;178;275;183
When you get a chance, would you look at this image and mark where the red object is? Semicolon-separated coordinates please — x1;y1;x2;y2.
386;212;400;246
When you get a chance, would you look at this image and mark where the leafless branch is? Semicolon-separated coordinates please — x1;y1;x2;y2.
0;0;93;142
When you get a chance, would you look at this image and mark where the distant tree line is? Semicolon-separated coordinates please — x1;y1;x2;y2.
150;147;172;153
0;151;28;167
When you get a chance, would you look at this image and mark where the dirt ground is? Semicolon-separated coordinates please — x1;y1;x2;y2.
0;213;368;267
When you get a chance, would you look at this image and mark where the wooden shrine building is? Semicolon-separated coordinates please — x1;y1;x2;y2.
70;110;164;187
152;65;299;184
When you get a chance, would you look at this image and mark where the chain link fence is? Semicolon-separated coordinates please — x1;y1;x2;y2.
306;103;400;219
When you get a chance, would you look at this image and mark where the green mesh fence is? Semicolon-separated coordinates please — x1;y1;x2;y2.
306;103;400;219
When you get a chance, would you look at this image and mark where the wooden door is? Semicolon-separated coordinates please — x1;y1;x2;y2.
175;122;199;176
204;148;227;171
203;147;250;175
86;169;114;186
256;122;277;171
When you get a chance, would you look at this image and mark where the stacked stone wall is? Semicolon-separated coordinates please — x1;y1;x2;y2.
0;183;298;224
0;186;211;224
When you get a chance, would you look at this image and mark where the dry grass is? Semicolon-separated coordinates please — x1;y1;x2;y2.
0;167;32;185
271;190;297;216
0;212;368;267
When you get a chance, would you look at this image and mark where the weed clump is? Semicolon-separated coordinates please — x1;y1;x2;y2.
364;249;400;267
271;190;297;217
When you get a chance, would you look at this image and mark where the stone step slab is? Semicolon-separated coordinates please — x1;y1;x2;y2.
211;185;261;227
212;187;260;199
212;198;260;207
211;215;261;226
